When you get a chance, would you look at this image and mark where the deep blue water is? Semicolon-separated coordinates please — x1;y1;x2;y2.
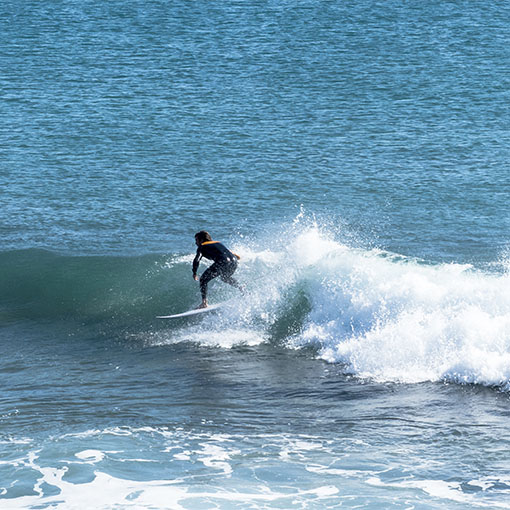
1;1;510;508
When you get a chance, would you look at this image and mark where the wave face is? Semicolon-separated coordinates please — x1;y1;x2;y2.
0;249;188;325
2;221;510;390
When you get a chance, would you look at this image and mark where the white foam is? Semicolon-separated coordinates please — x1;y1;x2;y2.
366;477;510;508
5;425;508;509
3;457;343;509
150;327;267;348
0;436;32;445
278;228;510;388
75;449;105;463
154;222;510;389
195;442;240;475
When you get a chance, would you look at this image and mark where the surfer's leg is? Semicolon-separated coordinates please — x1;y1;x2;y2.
199;264;220;307
219;262;245;294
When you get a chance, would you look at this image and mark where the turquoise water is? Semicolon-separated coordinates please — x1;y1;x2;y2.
1;1;510;508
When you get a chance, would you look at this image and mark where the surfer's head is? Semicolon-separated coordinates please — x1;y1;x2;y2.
195;230;212;246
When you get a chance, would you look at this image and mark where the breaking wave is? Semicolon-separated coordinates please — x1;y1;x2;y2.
2;217;510;390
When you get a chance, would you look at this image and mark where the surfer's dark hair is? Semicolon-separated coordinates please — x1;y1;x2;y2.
195;231;212;243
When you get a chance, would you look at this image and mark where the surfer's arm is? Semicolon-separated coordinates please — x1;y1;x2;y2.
232;252;241;260
192;250;202;278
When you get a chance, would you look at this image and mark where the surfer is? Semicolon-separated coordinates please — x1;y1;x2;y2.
192;231;243;308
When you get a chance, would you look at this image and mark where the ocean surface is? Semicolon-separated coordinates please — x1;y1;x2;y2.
1;1;510;508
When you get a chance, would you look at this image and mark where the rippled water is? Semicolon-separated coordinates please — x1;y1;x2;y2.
1;0;509;508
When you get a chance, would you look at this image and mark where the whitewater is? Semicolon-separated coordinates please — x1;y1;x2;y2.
141;223;510;390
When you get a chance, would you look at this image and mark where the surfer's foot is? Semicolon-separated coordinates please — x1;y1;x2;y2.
197;301;208;309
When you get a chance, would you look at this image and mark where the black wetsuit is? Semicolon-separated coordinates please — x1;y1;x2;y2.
192;241;240;300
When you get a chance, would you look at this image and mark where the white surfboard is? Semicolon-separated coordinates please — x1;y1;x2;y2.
157;302;224;319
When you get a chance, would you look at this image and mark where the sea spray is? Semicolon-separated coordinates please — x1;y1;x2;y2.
274;230;510;389
163;224;510;390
